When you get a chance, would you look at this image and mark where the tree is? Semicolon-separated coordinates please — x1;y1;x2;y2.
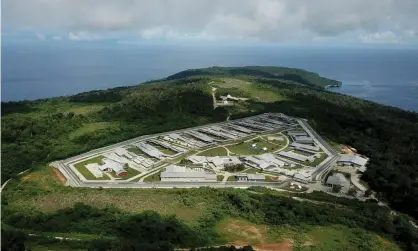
332;185;342;193
1;228;27;251
347;188;357;196
365;189;373;197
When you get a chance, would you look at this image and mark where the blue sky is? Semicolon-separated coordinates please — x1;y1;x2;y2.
2;0;418;47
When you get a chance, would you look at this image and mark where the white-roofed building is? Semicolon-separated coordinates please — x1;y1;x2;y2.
234;173;265;182
288;131;307;137
160;165;216;182
247;174;266;181
278;151;314;162
257;153;286;167
290;142;320;152
337;155;368;171
245;156;276;170
293;172;312;184
102;158;128;176
115;148;133;159
185;131;214;143
326;173;350;191
294;136;314;144
210;156;224;167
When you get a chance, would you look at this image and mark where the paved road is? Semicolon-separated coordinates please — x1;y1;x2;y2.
75;180;288;189
54;114;337;189
298;120;339;182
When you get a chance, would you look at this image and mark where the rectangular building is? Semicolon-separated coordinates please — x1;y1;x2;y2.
337;155;368;169
160;165;217;182
278;151;313;162
290;142;320;151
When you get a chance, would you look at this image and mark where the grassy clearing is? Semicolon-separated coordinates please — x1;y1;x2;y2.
26;242;85;251
265;176;280;182
65;104;107;115
218;78;252;88
73;156;109;180
4;100;109;119
217;175;224;181
143;171;162;182
116;167;141;180
215;218;301;250
69;122;118;140
243;84;286;103
216;218;401;251
215;78;285;103
308;153;329;167
197;147;228;157
227;139;279;155
303;225;401;251
227;176;238;181
7;170;208;223
242;168;260;174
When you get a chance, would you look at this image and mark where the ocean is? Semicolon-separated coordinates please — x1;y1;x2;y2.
2;44;418;112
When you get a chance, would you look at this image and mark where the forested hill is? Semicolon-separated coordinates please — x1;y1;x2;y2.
165;66;342;88
1;66;418;222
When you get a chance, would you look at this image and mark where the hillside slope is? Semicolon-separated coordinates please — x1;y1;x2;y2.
1;66;418;221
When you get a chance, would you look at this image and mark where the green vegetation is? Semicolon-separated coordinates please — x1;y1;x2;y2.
2;173;414;250
73;156;109;180
69;122;118;140
307;153;329;167
242;168;260;174
2;66;418;248
217;175;224;181
227;138;280;155
224;164;246;173
265;176;280;182
143;171;162;182
227;176;238;181
215;218;400;251
197;147;228;156
126;147;143;155
117;166;141;180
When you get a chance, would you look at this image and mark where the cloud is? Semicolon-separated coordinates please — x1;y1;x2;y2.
36;32;45;40
360;31;399;44
2;0;418;44
52;36;62;40
67;31;100;41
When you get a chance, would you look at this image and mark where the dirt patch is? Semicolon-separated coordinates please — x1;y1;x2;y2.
53;168;67;184
21;174;33;181
220;218;296;250
376;235;392;247
231;240;293;251
255;241;293;251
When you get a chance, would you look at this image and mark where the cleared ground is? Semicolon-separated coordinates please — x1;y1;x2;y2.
197;147;228;157
8;166;207;223
226;139;279;155
73;156;109;180
216;218;401;251
69;122;118;140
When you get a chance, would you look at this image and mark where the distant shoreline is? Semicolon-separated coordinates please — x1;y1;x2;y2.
325;84;341;89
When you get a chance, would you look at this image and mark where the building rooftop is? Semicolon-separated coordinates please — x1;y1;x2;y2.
326;173;349;186
290;142;320;151
338;155;368;166
278;151;311;162
247;174;265;180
